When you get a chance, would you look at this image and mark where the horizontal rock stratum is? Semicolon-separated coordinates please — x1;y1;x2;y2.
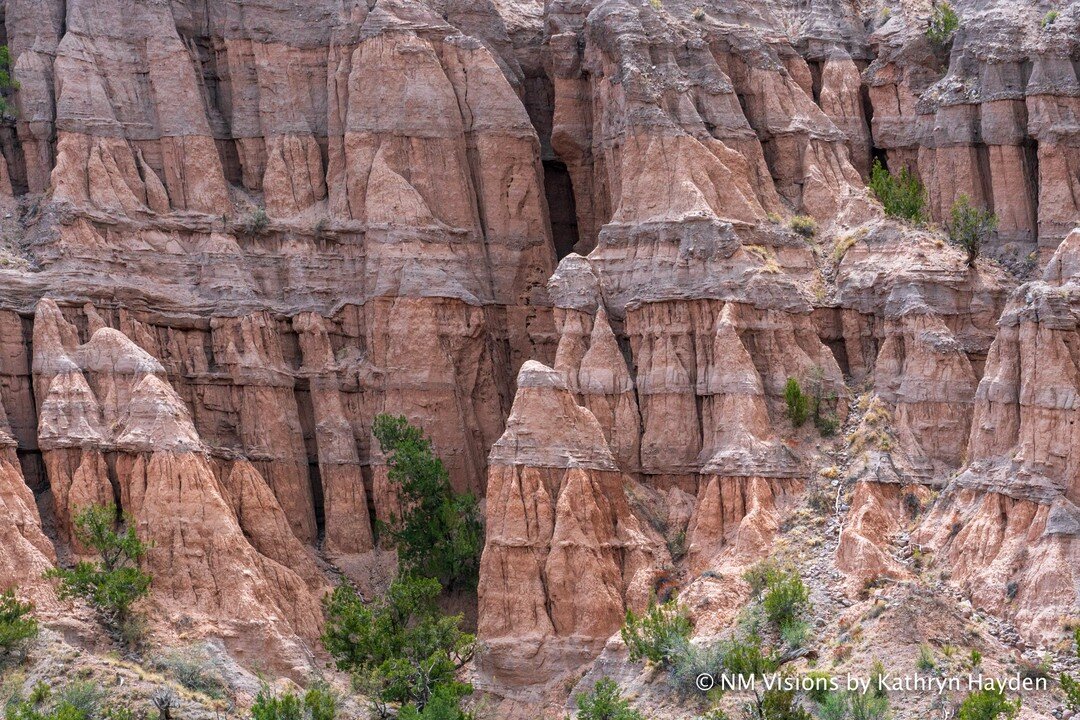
0;0;1076;718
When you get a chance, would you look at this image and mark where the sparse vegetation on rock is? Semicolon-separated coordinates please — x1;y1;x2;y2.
926;2;959;46
948;195;998;266
150;646;225;699
789;215;817;239
242;207;270;235
868;160;926;222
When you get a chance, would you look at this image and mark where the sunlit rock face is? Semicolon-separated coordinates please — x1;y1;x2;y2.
0;0;1075;711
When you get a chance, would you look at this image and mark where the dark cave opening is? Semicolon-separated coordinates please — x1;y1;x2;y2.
308;460;326;542
543;159;580;259
870;145;889;171
293;382;327;542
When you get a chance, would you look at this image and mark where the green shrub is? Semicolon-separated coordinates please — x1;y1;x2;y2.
575;678;643;720
29;682;51;705
251;684;338;720
762;571;810;634
849;690;890;720
397;684;474;720
719;633;823;720
869;660;888;699
0;589;38;659
373;415;483;591
802;671;834;705
956;686;1020;720
744;560;785;598
789;215;817;239
815;413;840;437
621;598;692;667
1005;581;1019;601
948;195;997;267
44;504;151;634
1074;626;1080;657
926;2;959;46
700;711;731;720
868;160;926;221
321;574;473;715
55;682;103;720
816;691;848;720
779;618;811;649
916;644;936;672
720;633;782;680
814;687;890;720
1061;674;1080;713
1042;10;1059;26
251;688;302;720
5;699;89;720
669;641;725;696
302;684;336;720
760;685;812;720
784;378;810;428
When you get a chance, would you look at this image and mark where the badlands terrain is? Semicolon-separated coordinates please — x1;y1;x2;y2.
0;0;1077;718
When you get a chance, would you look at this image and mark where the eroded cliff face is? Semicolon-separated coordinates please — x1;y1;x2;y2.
0;0;1075;713
912;229;1080;642
866;1;1080;261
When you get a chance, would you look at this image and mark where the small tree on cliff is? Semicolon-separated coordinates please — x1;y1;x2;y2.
947;195;997;267
0;46;18;118
45;503;151;638
372;415;482;592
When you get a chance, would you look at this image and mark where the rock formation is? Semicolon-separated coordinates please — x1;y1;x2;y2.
32;299;326;673
0;0;1074;715
913;229;1080;641
479;360;666;689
